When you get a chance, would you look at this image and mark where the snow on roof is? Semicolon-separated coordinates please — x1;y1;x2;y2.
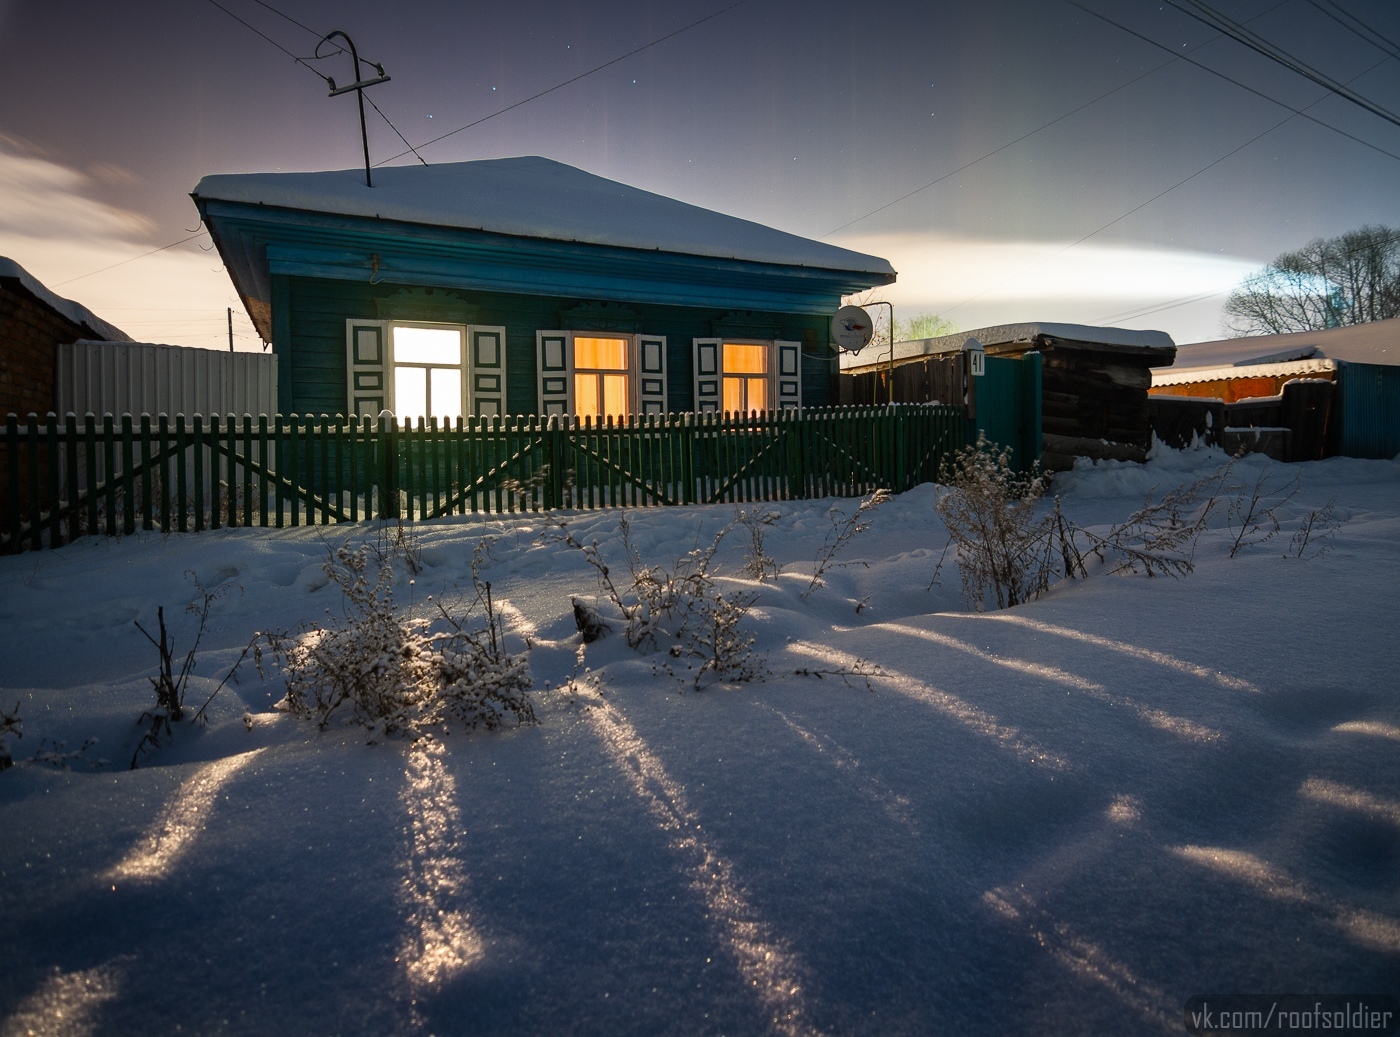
193;157;895;276
1153;356;1339;387
840;321;1174;369
0;257;130;342
1176;317;1400;368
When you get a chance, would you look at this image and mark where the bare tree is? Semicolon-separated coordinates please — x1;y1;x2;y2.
1223;225;1400;335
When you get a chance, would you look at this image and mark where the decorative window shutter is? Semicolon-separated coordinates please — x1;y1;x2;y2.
346;319;390;417
634;334;667;414
693;338;722;413
468;325;508;417
536;330;573;416
775;340;802;411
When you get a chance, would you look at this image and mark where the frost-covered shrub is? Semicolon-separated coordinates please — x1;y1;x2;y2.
261;545;534;739
551;516;763;688
934;438;1050;609
935;436;1212;610
804;489;892;597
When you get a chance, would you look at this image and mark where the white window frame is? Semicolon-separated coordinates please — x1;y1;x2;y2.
345;319;508;423
535;331;668;418
692;338;802;414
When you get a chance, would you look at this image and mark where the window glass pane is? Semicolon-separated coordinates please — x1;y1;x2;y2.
430;367;462;421
575;373;600;419
748;377;768;413
723;375;744;414
393;326;462;365
574;336;629;371
723;342;768;374
395;366;427;421
603;374;628;418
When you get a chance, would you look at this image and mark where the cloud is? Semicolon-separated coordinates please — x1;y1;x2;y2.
0;139;259;351
832;230;1263;341
0;138;154;240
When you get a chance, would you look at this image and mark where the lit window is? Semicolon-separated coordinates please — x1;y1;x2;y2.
536;331;668;417
573;336;631;420
692;338;802;414
722;343;769;414
392;325;463;422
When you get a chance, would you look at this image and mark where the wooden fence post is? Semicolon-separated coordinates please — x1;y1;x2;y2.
380;411;398;520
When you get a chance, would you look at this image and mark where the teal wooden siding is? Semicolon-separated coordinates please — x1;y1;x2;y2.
1338;361;1400;459
274;276;837;417
975;353;1043;473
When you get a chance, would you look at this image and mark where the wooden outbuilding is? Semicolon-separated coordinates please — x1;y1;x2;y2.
840;322;1176;470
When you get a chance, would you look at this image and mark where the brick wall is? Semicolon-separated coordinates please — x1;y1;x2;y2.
0;279;85;419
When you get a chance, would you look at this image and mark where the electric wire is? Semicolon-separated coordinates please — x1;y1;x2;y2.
200;0;331;86
52;233;208;288
200;0;425;164
938;49;1393;322
819;0;1302;238
376;0;749;164
1063;0;1400;164
1163;0;1400;130
1305;0;1400;60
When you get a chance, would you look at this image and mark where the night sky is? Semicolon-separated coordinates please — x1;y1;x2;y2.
2;0;1398;349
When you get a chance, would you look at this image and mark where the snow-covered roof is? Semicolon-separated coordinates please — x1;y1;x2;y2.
1176;318;1400;368
1153;356;1339;387
840;321;1174;369
0;257;130;342
193;157;895;276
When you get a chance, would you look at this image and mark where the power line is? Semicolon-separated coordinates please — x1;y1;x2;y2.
200;0;331;86
1062;0;1400;164
940;82;1364;320
200;0;424;164
1092;288;1232;325
1163;0;1400;130
819;0;1296;238
52;233;208;288
1305;0;1400;60
378;0;749;164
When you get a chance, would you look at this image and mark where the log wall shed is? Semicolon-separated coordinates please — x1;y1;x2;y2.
840;322;1176;471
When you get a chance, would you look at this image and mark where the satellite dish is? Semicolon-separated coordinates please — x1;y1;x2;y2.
831;305;875;353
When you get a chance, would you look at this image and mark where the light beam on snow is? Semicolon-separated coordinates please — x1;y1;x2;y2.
106;749;263;882
981;887;1174;1032
869;622;1222;745
789;641;1072;771
583;699;825;1037
1333;720;1400;743
763;706;918;835
1300;778;1400;829
1172;845;1400;953
398;739;484;988
963;614;1260;693
0;962;121;1037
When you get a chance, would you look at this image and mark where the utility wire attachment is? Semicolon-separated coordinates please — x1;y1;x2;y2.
318;30;391;187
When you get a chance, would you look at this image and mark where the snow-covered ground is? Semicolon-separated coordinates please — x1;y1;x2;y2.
2;445;1398;1036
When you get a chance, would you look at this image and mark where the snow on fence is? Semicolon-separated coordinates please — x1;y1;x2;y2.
1;405;965;553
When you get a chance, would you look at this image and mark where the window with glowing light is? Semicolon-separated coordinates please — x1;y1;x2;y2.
391;324;464;423
573;336;631;420
722;342;770;414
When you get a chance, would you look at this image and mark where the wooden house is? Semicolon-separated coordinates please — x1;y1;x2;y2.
192;157;896;423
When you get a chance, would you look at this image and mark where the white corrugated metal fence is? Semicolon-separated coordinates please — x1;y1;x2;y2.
55;340;277;419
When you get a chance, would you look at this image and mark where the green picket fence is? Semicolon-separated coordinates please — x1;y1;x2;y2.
1;404;965;553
